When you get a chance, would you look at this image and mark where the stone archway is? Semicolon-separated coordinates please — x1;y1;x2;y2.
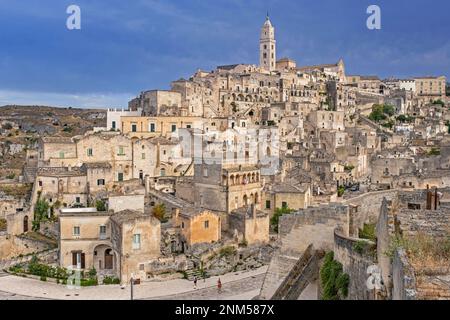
93;244;115;272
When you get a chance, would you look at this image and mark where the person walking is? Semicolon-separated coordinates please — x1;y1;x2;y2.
194;276;198;289
217;278;222;294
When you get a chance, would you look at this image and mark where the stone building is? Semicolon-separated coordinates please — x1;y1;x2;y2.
262;182;311;214
414;76;447;104
110;209;161;283
229;205;269;245
174;207;221;248
59;208;161;283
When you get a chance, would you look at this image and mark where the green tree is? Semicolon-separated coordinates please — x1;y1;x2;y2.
432;99;445;107
382;104;395;117
33;199;50;231
368;105;386;122
270;207;294;233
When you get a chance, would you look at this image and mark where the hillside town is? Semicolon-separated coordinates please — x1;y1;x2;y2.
1;16;450;300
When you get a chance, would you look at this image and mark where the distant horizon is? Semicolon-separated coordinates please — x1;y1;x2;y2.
1;0;449;108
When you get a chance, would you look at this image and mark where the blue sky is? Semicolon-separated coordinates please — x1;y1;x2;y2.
0;0;449;108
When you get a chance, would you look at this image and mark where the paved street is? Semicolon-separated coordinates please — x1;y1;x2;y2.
0;266;267;300
149;274;265;300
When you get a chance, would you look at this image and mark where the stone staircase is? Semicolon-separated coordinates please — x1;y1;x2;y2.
22;166;38;184
270;245;323;300
258;251;300;299
184;269;206;281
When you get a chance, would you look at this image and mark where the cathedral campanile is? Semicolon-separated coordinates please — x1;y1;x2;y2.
260;14;276;71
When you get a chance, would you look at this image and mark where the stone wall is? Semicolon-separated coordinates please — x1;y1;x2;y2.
0;234;55;260
279;203;349;254
392;248;417;300
333;229;377;300
40;221;59;239
344;189;398;236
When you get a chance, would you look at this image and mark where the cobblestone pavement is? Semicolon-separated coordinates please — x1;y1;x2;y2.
148;274;265;300
0;267;268;300
0;290;48;300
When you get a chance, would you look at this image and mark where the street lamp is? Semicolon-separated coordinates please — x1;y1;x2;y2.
130;273;134;300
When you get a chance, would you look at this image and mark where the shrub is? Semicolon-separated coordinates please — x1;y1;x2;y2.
6;173;15;179
337;186;345;197
95;200;106;212
359;223;377;242
87;267;97;279
320;252;350;300
103;276;120;285
427;148;441;156
344;165;354;172
152;203;167;222
80;278;98;286
219;246;237;257
353;240;368;255
433;99;445;107
0;218;7;231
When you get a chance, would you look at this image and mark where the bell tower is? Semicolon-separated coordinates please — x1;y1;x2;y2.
259;14;276;71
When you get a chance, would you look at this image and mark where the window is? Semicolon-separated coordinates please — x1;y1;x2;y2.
150;123;156;132
282;202;288;209
87;148;93;157
266;200;271;209
186;124;192;129
203;167;208;177
59;151;65;159
38;181;43;187
181;222;185;229
171;124;177;132
118;173;124;182
73;226;80;236
112;121;116;130
99;225;106;237
76;197;81;203
141;153;145;160
131;124;137;132
133;234;141;249
118;146;125;156
97;179;105;186
204;220;209;229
